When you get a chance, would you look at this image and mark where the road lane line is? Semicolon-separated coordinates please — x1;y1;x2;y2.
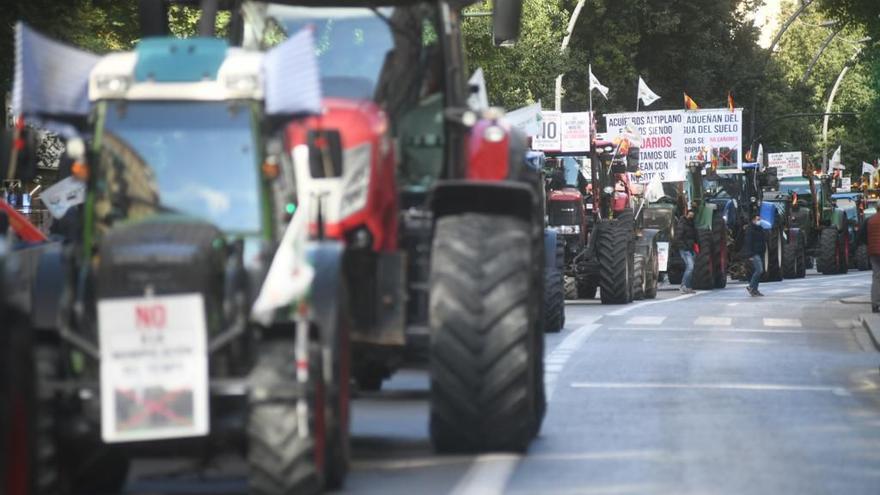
835;319;854;328
625;316;666;326
605;292;701;316
763;318;802;328
545;322;601;401
570;382;850;395
694;316;732;326
775;287;810;293
605;326;847;335
448;454;521;495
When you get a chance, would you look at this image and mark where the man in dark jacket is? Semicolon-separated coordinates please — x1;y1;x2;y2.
744;214;767;296
676;209;698;294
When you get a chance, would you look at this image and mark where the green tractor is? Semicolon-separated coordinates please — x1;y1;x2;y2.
667;160;728;290
3;18;354;495
779;174;850;275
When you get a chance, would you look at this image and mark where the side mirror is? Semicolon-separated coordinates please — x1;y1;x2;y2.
307;129;343;178
493;0;523;47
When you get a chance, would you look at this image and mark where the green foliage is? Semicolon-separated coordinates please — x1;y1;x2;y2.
770;0;879;173
462;0;574;109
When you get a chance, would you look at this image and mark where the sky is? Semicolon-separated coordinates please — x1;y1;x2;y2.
754;0;783;48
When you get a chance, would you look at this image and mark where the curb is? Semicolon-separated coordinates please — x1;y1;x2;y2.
859;313;880;352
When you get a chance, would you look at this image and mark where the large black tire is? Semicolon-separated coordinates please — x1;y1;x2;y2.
764;227;783;282
248;343;326;495
597;220;633;304
429;213;541;452
797;237;807;278
693;230;715;290
712;217;728;289
632;253;646;301
563;275;578;300
856;244;870;271
782;236;798;279
543;268;564;333
644;246;659;299
817;227;841;275
839;231;850;274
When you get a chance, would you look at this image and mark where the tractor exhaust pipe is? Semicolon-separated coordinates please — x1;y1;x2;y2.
198;0;219;37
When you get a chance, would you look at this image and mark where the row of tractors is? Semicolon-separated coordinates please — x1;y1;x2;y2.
1;1;563;495
542;141;867;303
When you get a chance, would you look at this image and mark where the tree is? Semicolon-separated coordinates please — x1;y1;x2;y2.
462;0;575;110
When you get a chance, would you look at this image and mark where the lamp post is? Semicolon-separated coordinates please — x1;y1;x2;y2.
554;0;586;111
822;39;873;170
800;21;841;85
749;0;816;145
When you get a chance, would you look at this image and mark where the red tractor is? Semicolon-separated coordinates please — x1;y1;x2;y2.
258;0;547;460
543;156;594;299
576;134;660;303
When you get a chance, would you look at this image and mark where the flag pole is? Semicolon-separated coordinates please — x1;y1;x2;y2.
588;64;594;140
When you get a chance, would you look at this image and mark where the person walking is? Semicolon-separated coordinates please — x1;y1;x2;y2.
676;209;698;294
857;212;880;312
744;214;767;297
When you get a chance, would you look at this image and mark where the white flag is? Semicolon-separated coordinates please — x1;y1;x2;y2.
862;162;876;176
637;76;661;107
644;173;665;203
829;146;843;171
589;65;609;100
467;68;490;110
252;197;314;325
757;143;765;170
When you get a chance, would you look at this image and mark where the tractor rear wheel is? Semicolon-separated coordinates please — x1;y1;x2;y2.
597;220;633;304
563;275;578;300
693;230;715;290
428;213;541;452
839;231;850;274
644;246;659;299
764;227;783;282
782;237;798;278
856;244;870;271
817;227;840;275
712;217;728;288
543;268;564;333
577;279;597;299
248;342;326;495
632;253;646;301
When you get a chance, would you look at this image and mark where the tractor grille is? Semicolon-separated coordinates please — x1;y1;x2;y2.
548;200;582;227
96;219;226;302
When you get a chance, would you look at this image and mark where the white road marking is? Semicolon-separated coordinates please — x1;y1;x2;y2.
544;320;601;401
694;316;732;326
570;381;850;395
727;302;739;307
449;454;520;495
625;316;666;326
775;287;810;293
835;319;854;329
644;337;776;345
763;318;802;328
605;292;701;316
606;326;846;335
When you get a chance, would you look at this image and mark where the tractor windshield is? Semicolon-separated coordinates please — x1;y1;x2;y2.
96;101;260;233
257;5;435;100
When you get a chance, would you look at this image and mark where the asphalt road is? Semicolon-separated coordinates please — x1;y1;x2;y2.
125;271;880;495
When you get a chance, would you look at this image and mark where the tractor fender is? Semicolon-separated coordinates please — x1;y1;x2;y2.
306;241;346;346
543;229;558;270
430;180;539;225
1;241;62;324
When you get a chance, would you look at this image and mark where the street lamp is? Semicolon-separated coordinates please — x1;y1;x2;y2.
822;38;874;170
749;0;816;144
800;21;840;85
554;0;586;111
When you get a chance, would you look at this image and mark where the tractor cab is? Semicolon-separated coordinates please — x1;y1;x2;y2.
590;135;638;218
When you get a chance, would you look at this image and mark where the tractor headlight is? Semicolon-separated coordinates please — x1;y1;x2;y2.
94;74;132;95
603;186;614;195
